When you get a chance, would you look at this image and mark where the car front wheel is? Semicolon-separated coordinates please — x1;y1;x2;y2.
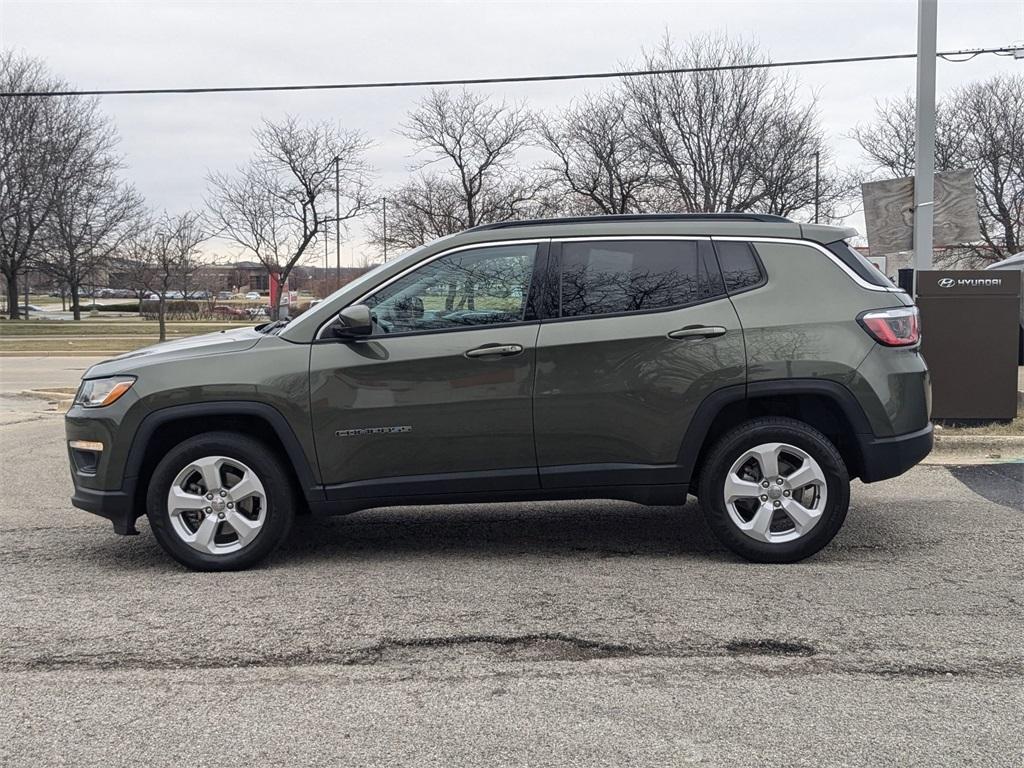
146;431;295;571
698;417;850;563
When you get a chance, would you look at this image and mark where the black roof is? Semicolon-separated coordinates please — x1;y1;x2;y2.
467;213;792;232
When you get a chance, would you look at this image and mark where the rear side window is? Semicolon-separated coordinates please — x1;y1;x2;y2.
559;240;715;317
714;241;765;293
825;240;895;288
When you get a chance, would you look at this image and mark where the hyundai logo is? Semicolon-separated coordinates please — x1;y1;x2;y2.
936;276;1002;288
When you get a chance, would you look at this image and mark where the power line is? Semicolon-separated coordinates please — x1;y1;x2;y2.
1;46;1018;98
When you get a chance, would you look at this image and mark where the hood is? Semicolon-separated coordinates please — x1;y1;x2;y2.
84;327;264;378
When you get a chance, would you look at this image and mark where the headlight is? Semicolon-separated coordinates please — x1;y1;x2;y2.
75;376;136;408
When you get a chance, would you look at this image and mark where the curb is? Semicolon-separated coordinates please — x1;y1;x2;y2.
927;434;1024;462
15;389;76;409
0;351;120;358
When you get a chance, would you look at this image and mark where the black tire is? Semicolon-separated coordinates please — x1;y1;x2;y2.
146;431;295;571
698;416;849;563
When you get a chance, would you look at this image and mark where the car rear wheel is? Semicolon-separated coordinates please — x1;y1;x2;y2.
146;431;294;571
698;417;850;563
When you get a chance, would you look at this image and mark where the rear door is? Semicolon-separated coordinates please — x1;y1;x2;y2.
310;241;548;500
533;237;746;489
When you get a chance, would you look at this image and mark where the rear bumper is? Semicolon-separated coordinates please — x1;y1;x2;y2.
857;423;934;483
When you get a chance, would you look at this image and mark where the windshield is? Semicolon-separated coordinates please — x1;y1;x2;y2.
283;245;427;335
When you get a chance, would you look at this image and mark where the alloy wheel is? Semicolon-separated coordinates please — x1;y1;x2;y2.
722;442;828;544
166;455;268;555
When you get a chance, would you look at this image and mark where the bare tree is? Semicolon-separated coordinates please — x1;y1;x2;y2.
1;53;121;318
624;34;843;220
368;90;542;254
402;89;534;227
537;90;655;215
207;116;372;319
140;211;207;340
853;75;1023;260
43;158;142;319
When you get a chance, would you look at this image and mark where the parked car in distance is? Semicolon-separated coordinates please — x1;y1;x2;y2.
245;291;262;301
216;291;233;300
986;251;1024;364
66;213;932;571
211;305;248;318
18;304;46;313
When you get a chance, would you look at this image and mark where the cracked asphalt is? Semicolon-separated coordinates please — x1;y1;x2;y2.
1;358;1022;767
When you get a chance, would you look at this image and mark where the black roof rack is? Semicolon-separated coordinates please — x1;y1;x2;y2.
467;213;793;232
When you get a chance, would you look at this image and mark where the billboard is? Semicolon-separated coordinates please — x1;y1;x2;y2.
861;169;981;255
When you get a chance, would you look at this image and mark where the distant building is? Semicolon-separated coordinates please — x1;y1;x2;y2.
192;262;376;294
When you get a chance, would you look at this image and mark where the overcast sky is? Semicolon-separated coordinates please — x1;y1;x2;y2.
2;0;1022;264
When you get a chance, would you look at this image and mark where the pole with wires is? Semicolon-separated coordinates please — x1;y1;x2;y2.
382;196;388;262
334;155;340;288
913;0;938;290
813;151;820;224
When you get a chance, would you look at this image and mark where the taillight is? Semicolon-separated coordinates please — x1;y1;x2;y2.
858;307;920;347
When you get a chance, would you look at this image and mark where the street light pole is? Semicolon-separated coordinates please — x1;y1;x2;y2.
812;151;820;224
913;0;938;286
334;155;341;288
382;196;388;262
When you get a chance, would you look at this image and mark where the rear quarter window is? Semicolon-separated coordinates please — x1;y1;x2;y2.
713;241;766;293
825;240;895;288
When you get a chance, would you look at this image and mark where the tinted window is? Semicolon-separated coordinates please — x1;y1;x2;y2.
363;243;536;334
714;242;765;292
826;240;895;288
559;240;704;317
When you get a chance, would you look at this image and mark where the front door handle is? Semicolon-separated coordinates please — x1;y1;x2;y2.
465;344;524;358
667;325;727;340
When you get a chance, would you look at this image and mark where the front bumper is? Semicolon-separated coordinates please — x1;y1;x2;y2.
70;484;139;535
857;423;934;483
66;398;142;535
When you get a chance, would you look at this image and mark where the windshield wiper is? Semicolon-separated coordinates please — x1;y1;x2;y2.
256;319;290;334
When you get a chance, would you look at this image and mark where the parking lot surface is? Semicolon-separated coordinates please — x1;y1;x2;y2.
1;358;1022;767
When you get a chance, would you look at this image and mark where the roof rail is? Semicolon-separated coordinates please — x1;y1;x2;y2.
467;213;793;232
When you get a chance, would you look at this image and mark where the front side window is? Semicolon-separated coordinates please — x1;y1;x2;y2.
559;240;707;317
363;243;537;335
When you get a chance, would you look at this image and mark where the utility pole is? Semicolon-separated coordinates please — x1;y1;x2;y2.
913;0;938;287
382;196;388;261
812;151;820;224
334;155;341;288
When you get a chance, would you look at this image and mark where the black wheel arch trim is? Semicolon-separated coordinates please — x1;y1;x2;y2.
122;401;324;505
676;378;880;483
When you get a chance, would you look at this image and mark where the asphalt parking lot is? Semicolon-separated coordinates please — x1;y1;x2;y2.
1;357;1022;767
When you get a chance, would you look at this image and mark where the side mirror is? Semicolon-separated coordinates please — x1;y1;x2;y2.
332;304;373;339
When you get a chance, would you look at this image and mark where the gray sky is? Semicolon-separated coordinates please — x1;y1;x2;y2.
2;0;1022;264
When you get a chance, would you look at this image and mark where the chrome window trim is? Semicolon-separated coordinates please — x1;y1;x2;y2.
714;236;901;293
315;238;547;340
553;235;710;243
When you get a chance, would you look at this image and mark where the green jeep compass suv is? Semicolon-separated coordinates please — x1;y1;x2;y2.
66;214;932;570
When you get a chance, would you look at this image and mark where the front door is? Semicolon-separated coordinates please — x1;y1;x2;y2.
533;237;746;488
310;241;546;500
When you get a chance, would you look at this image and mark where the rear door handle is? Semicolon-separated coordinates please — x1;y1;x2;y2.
465;344;524;358
667;325;727;340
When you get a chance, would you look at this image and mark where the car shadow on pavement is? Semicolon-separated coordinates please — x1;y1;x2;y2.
68;495;923;572
276;499;725;564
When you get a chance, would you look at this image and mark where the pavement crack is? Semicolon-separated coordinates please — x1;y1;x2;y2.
723;639;817;657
